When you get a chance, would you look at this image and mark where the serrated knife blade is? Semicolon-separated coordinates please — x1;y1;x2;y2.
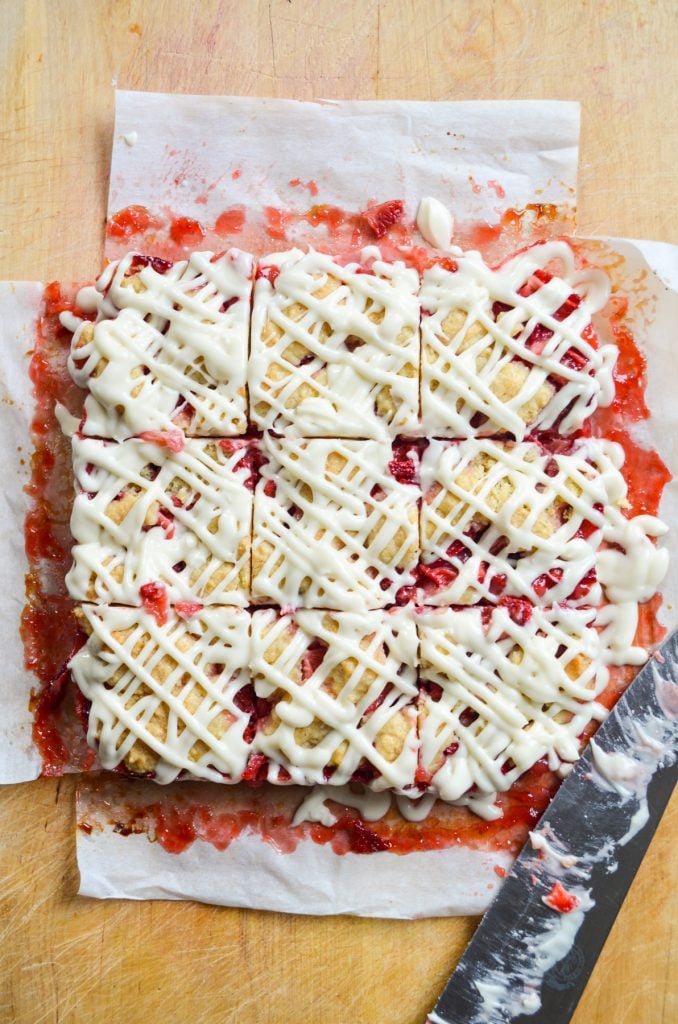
426;629;678;1024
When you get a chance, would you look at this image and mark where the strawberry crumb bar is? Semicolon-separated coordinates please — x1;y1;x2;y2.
249;249;420;437
416;605;607;807
410;437;633;607
249;608;418;791
70;605;253;783
420;240;616;438
68;249;254;439
252;435;420;610
67;436;256;606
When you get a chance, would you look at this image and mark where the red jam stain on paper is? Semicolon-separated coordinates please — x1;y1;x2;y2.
26;215;670;860
21;284;93;774
78;758;557;859
104;198;572;269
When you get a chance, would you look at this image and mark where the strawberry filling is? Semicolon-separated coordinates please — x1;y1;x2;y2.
301;638;329;679
543;881;580;913
569;567;597;601
127;254;173;276
218;439;265;491
361;199;405;239
335;815;392;853
156;508;175;539
139;582;169;626
532;567;564;597
498;596;533;626
388;439;426;485
175;601;204;619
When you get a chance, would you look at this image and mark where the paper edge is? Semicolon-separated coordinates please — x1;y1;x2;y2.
77;827;510;918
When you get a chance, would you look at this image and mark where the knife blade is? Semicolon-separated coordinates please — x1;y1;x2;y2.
427;629;678;1024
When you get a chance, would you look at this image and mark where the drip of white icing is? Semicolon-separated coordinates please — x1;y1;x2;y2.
416;197;456;251
420;239;615;438
70;605;252;784
597;509;668;603
59;310;82;333
249;247;420;438
123;131;138;147
253;435;419;610
251;608;418;792
67;437;252;605
76;284;103;314
54;402;80;438
292;785;392;827
395;791;439;822
68;249;253;438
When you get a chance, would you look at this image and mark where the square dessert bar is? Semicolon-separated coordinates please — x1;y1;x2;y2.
252;435;420;610
67;436;255;606
420;239;616;438
415;437;626;607
70;605;253;784
250;608;418;791
249;248;420;437
68;249;254;438
416;605;607;804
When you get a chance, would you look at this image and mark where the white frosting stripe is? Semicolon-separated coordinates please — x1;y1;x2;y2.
67;436;254;605
249;248;420;437
252;435;420;609
68;249;253;438
420;239;615;438
70;605;252;784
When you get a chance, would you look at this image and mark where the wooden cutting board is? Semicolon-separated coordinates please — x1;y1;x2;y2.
0;2;675;1022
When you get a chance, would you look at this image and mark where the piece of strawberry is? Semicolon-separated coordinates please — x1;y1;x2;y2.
140;581;169;626
362;199;405;239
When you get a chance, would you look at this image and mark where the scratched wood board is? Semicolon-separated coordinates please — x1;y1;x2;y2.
0;2;676;1022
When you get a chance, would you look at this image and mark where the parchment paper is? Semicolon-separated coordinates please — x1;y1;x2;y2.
0;282;44;782
108;93;581;250
79;827;511;918
2;93;674;918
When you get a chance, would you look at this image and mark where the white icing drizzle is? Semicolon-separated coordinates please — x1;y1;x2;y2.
54;401;80;438
249;248;420;437
417;605;608;803
420;239;615;438
67;437;252;605
68;249;253;438
252;435;419;609
251;608;418;792
291;785;392;827
76;285;103;314
421;437;603;607
70;605;252;784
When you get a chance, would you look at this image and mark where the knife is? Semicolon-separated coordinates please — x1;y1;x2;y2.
427;629;678;1024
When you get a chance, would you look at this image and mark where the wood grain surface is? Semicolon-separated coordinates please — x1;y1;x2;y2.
0;2;676;1022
